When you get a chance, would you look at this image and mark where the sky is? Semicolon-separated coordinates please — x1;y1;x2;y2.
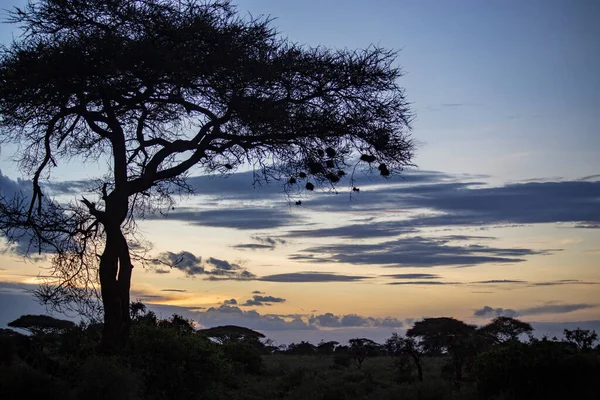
0;0;599;344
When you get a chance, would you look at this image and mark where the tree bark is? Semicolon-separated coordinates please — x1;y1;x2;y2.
409;351;423;382
98;206;132;353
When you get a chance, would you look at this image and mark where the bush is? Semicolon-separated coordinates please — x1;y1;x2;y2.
126;324;230;399
222;342;263;374
333;353;352;368
393;354;415;384
0;364;71;400
0;331;17;366
75;356;142;400
476;341;600;399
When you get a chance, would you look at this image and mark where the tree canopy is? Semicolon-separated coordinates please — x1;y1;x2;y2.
0;0;413;351
198;325;265;344
8;314;75;335
479;316;533;344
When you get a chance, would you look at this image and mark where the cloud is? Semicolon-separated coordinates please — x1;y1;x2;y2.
154;251;204;275
241;294;286;307
147;207;302;230
152;251;255;280
254;295;286;303
519;303;597;316
292;236;552;268
474;303;598;318
160;289;187;292
223;298;237;305
259;272;372;283
195;305;313;331
473;280;527;284
530;280;600;286
307;313;404;328
473;306;518;318
252;290;264;294
388;281;461;285
232;235;287;251
384;273;441;279
287;176;600;234
286;222;417;239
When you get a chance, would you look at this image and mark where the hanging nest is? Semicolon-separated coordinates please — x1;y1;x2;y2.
359;154;377;163
325;173;340;183
307;160;324;174
305;182;315;191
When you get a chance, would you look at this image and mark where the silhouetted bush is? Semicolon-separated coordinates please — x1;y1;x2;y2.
75;356;142;400
125;324;230;399
222;342;263;374
333;353;352;368
476;340;600;399
0;364;71;400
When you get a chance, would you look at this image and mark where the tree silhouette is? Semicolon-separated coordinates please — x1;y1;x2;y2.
348;337;379;370
198;325;265;345
385;333;423;381
8;315;75;336
407;317;476;384
479;316;533;345
563;328;598;352
0;0;413;352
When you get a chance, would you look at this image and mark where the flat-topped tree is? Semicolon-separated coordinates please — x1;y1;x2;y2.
0;0;413;351
198;325;265;345
8;314;75;335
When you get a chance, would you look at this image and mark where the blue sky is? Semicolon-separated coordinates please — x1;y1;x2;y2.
0;0;599;344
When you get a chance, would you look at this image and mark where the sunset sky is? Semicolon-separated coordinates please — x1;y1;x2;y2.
0;0;599;344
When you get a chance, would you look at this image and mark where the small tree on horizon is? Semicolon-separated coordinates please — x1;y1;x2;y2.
0;0;414;352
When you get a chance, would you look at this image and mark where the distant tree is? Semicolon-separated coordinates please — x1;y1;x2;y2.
129;301;147;320
348;338;379;370
8;314;75;336
198;325;264;345
384;333;423;381
158;314;195;334
563;328;598;352
407;317;477;384
286;341;316;356
479;316;533;345
0;0;414;352
317;340;339;356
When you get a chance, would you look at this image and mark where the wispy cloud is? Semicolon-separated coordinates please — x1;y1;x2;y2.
259;272;372;283
292;236;552;268
474;302;598;318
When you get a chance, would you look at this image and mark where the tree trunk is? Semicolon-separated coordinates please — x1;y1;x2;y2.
409;351;423;382
99;220;132;353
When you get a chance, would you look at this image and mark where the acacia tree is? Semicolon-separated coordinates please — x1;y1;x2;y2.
0;0;413;351
384;333;423;381
407;317;477;384
479;316;533;345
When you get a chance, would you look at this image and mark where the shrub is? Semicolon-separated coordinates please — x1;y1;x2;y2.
0;364;71;400
126;324;230;400
75;356;142;400
333;353;352;368
476;341;600;399
221;342;263;374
